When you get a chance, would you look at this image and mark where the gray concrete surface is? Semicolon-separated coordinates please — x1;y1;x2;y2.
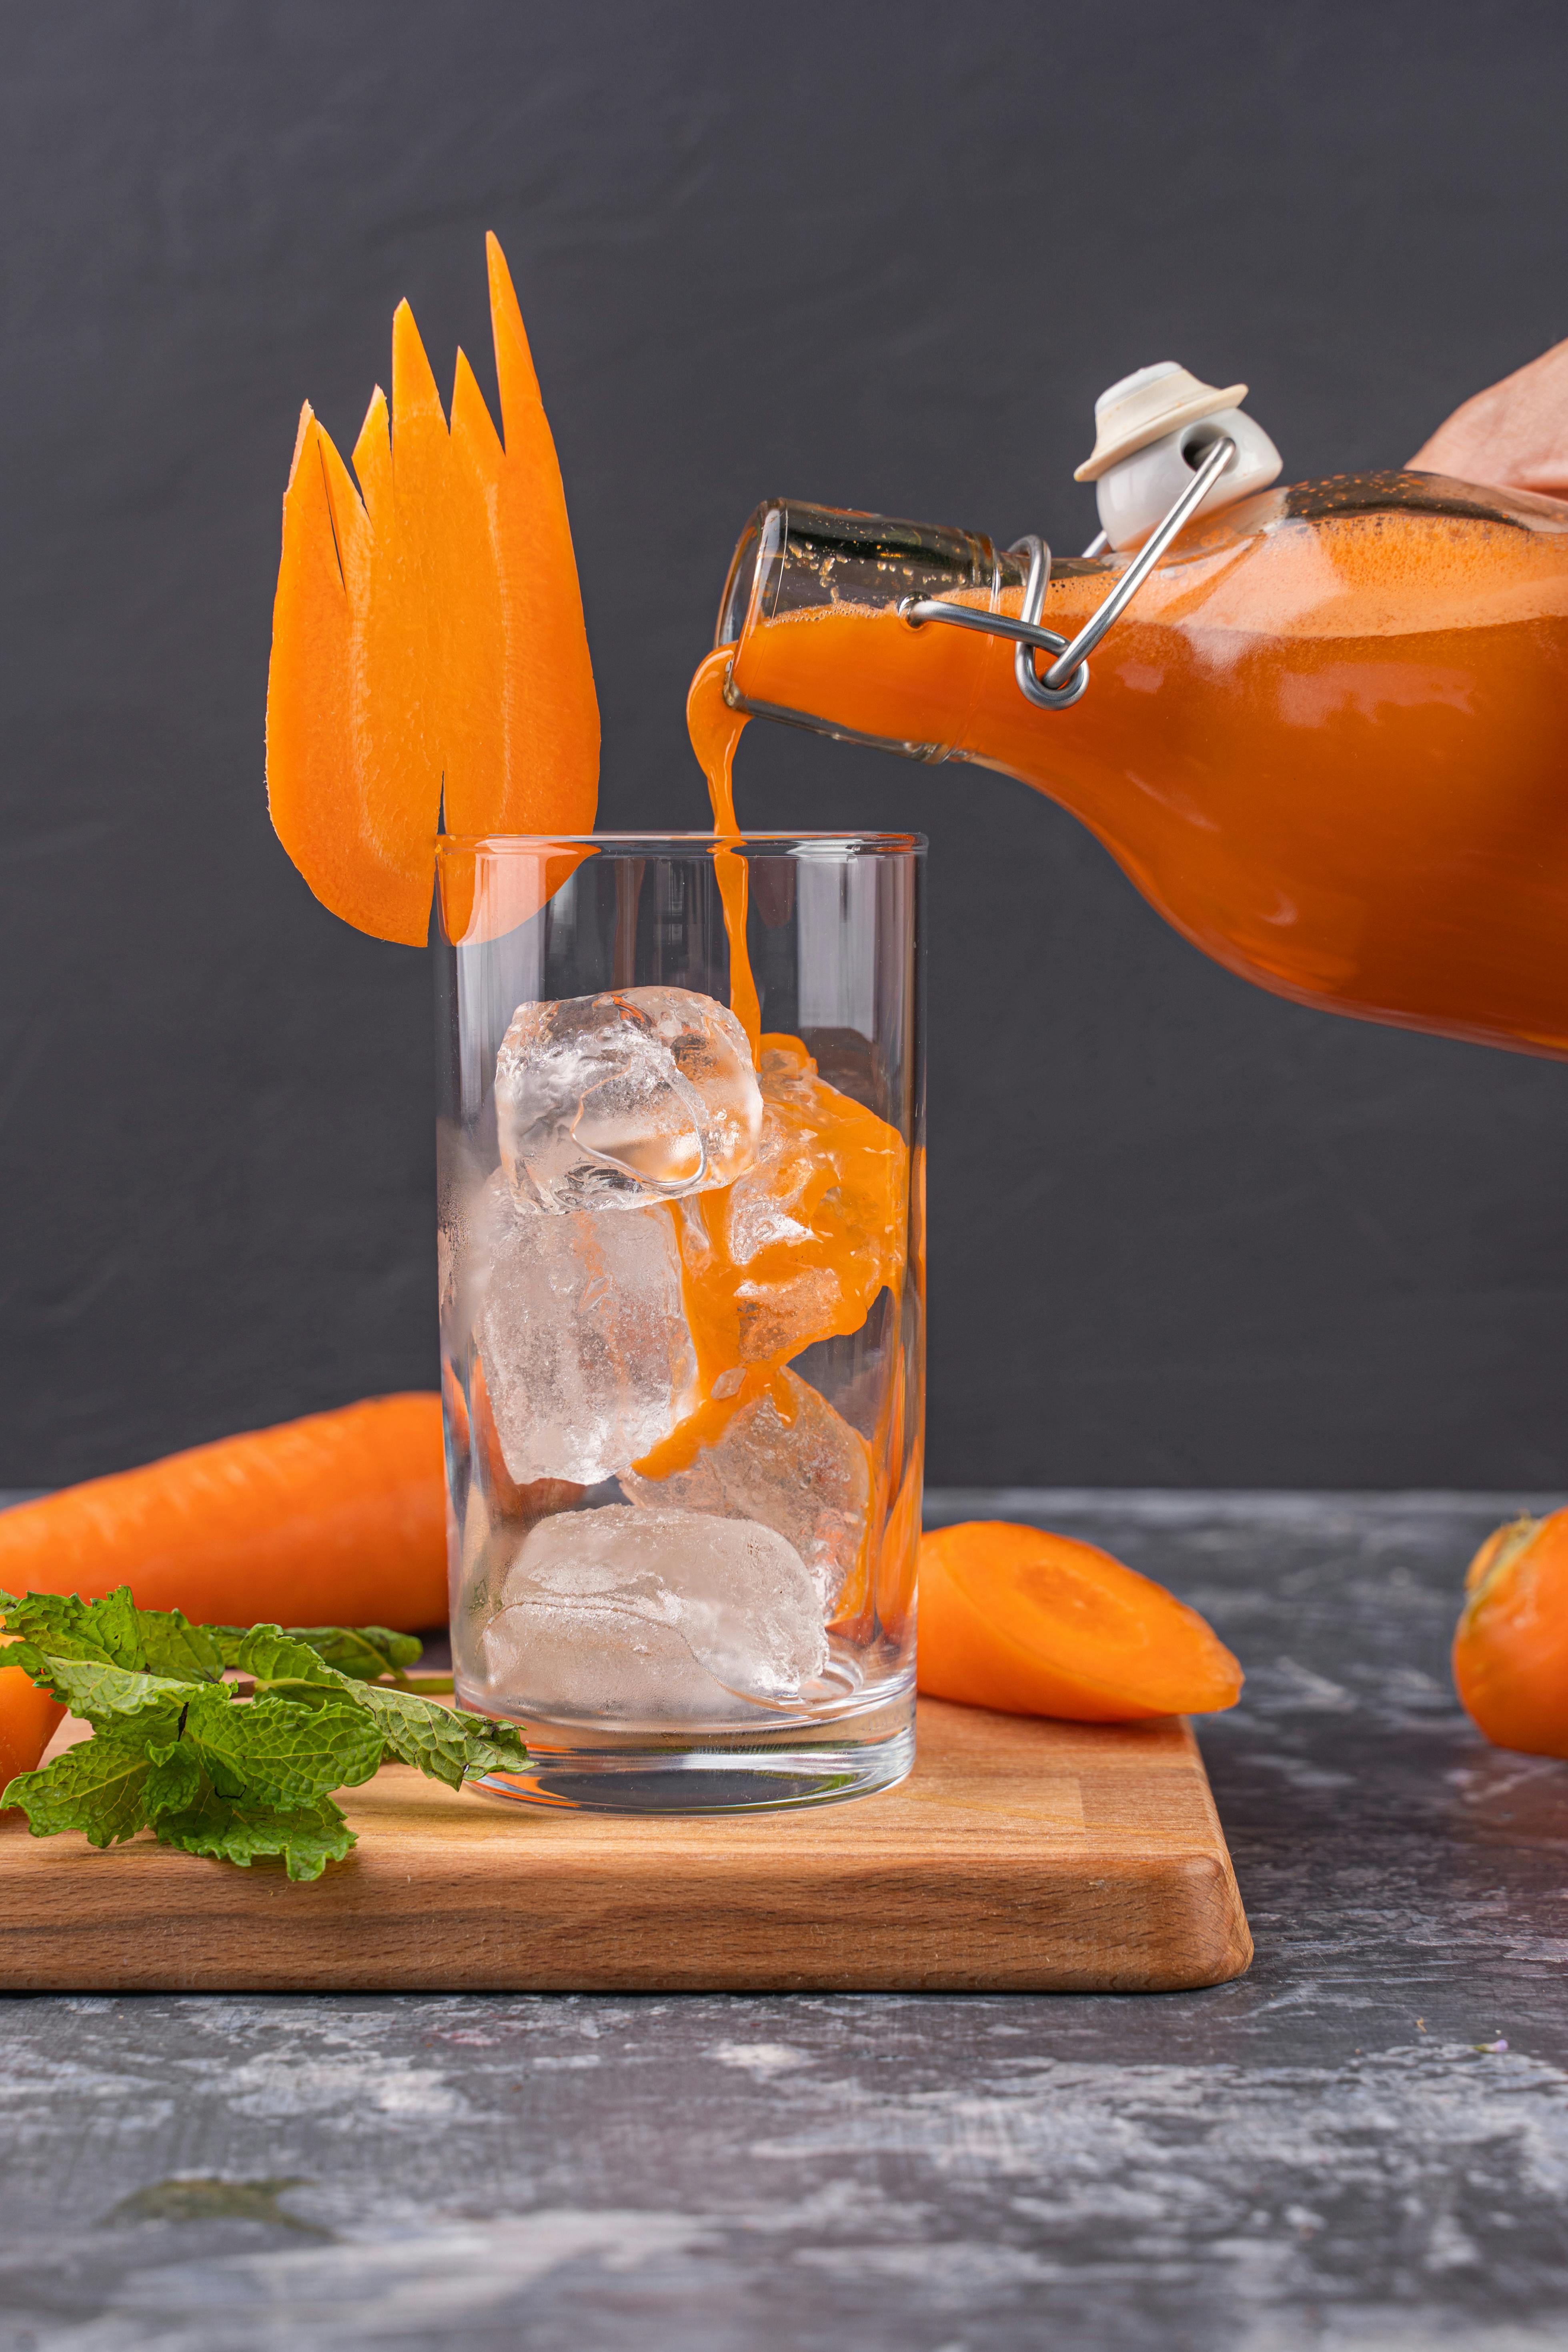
3;1492;1567;2350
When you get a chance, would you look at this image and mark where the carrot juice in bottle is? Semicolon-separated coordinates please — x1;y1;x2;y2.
693;363;1568;1061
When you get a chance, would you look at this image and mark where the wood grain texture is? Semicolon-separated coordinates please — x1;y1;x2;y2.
0;1697;1251;1994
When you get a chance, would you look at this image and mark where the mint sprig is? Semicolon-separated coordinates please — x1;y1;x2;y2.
210;1621;425;1685
1;1586;525;1881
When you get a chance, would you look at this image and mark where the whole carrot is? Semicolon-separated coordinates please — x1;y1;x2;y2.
0;1395;447;1803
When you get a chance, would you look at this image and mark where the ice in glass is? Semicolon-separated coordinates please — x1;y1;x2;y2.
437;837;923;1811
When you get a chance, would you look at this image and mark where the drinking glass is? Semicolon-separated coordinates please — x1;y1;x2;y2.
435;832;924;1812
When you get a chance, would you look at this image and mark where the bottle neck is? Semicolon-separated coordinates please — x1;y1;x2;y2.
721;498;1039;761
720;499;1131;765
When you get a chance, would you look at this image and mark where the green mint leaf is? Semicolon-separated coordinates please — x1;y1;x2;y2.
1;1590;126;1667
16;1654;191;1727
0;1587;223;1683
210;1623;423;1682
154;1790;356;1882
74;1587;147;1667
3;1724;154;1846
273;1625;424;1682
233;1627;525;1789
180;1686;384;1805
231;1626;346;1694
348;1683;469;1787
455;1714;530;1779
338;1682;527;1789
2;1590;526;1880
135;1611;225;1685
141;1738;205;1820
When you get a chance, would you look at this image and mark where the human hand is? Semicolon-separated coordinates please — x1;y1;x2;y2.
1407;339;1568;499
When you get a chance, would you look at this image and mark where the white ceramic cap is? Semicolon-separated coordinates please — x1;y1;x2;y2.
1075;361;1249;483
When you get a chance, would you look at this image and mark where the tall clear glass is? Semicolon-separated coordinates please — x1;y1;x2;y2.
435;832;924;1812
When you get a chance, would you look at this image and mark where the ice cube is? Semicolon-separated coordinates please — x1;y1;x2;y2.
677;1034;908;1368
481;1503;829;1724
495;986;763;1214
623;1368;870;1611
473;1173;699;1487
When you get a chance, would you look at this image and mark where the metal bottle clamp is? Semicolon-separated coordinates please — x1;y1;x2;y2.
896;435;1237;710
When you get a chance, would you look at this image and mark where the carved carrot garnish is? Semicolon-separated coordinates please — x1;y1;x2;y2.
266;234;599;944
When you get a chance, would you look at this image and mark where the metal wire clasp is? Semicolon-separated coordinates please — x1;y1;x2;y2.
897;435;1237;712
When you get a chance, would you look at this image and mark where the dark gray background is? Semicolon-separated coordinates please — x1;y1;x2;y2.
3;0;1566;1489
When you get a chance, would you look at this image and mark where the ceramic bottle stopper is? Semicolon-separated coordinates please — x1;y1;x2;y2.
1077;362;1282;552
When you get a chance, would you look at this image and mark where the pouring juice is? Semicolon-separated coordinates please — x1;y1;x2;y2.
696;413;1568;1060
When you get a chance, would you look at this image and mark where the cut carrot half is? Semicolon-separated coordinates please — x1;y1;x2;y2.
918;1520;1243;1721
266;235;599;946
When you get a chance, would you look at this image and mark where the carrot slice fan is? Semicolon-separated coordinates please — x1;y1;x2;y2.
1454;1509;1568;1759
918;1521;1243;1721
266;233;599;945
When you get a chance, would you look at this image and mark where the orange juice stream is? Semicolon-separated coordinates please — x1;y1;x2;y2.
637;651;911;1638
687;647;760;1059
637;654;903;1466
647;644;769;1471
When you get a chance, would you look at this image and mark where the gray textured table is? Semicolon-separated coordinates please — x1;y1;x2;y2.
3;1491;1567;2352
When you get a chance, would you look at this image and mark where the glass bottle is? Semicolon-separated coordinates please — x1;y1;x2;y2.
715;468;1568;1059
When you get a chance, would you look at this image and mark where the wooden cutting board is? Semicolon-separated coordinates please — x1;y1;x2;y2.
0;1698;1250;1994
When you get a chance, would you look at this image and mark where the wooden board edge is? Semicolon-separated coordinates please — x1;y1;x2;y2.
0;1703;1253;1996
0;1846;1254;1997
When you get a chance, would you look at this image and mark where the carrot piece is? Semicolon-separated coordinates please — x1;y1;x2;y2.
266;235;600;946
445;235;599;839
266;405;424;939
1453;1509;1568;1758
437;242;600;945
918;1521;1243;1721
0;1661;65;1801
0;1394;446;1634
444;346;512;837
